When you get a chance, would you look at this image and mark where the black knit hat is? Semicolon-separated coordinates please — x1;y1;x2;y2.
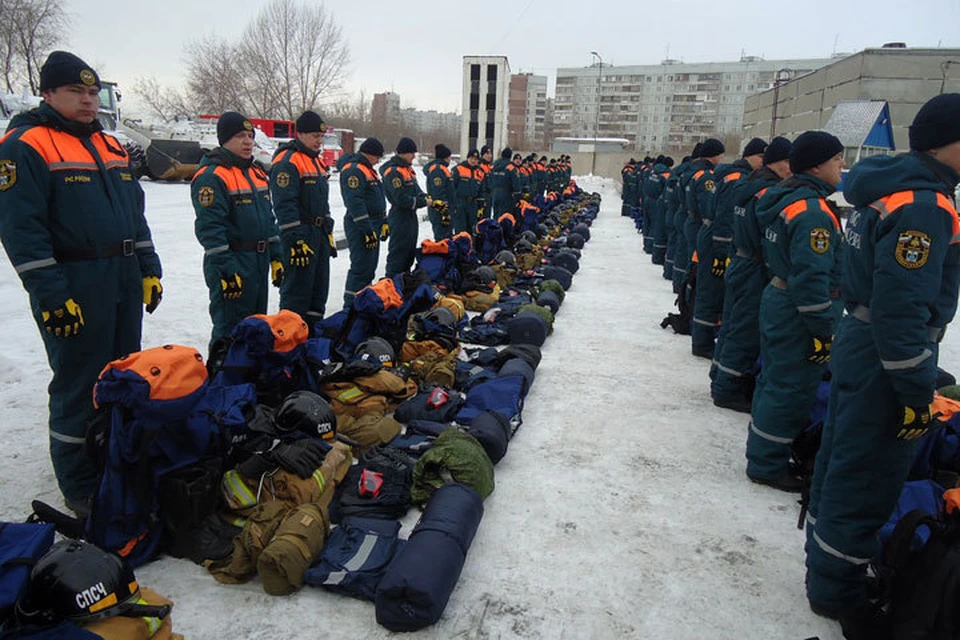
467;148;480;159
501;147;513;159
396;137;417;154
359;137;384;157
763;136;792;164
691;143;703;159
664;156;675;167
480;145;491;156
295;111;324;133
789;131;844;174
40;51;100;92
700;138;725;158
743;137;767;158
909;93;960;151
217;112;253;146
513;153;522;161
435;144;451;159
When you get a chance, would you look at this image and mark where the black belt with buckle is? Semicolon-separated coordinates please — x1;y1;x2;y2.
229;240;268;253
58;239;135;261
304;216;327;227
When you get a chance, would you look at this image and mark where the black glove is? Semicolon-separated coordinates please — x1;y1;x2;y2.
808;335;832;364
41;298;84;337
710;257;729;278
363;231;379;250
897;405;934;440
289;239;314;267
264;439;328;479
221;273;243;300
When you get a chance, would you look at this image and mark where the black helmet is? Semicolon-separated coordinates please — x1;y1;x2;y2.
354;336;395;368
422;306;457;332
16;540;164;626
470;265;496;283
513;238;534;254
536;223;550;238
275;390;337;440
566;232;585;249
519;230;538;245
494;250;516;267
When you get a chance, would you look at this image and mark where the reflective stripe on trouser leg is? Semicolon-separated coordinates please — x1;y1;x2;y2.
712;256;764;400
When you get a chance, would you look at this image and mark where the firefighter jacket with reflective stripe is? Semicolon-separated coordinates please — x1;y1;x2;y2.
841;150;960;406
192;147;281;268
756;173;842;338
338;152;385;222
270;139;330;234
0;103;161;310
380;156;427;211
424;159;456;204
452;162;484;200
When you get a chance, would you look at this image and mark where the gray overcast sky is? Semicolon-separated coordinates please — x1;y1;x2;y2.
62;0;959;116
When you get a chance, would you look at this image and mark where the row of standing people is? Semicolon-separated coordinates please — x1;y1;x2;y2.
625;94;960;639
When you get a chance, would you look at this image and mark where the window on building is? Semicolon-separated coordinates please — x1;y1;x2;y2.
487;65;497;81
469;122;478;137
470;64;480;81
470;93;479;110
485;121;495;139
486;93;496;109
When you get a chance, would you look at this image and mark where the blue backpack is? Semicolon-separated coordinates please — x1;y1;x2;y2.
0;522;54;625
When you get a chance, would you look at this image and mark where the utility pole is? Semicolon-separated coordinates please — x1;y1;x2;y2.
770;68;794;139
590;51;603;175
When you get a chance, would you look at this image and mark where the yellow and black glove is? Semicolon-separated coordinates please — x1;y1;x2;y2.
363;231;379;250
379;222;390;242
41;298;84;337
221;273;243;300
710;256;730;278
807;335;832;364
897;405;934;440
289;240;314;267
328;233;338;258
440;210;451;226
270;260;285;287
142;276;162;314
431;199;449;215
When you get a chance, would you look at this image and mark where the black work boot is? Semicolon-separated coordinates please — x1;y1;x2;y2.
713;395;752;414
747;469;804;493
839;605;891;640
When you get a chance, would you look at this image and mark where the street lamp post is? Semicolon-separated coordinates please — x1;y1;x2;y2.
770;67;794;138
590;51;603;175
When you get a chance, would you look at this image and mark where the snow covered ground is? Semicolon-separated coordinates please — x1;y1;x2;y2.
2;174;958;639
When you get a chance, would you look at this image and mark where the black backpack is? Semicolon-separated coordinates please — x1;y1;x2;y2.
876;509;960;639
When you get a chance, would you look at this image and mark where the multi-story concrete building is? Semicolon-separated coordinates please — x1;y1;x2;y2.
742;46;960;163
401;108;461;134
461;55;510;154
371;91;400;128
554;55;834;154
508;73;548;150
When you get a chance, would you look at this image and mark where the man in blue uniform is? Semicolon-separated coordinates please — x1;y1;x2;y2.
672;144;703;294
746;131;845;491
0;51;163;513
644;156;672;264
692;138;765;359
489;147;514;216
339;137;386;307
424;144;455;240
685;138;725;356
661;155;691;282
712;137;792;412
805;95;960;638
451;149;484;235
270;110;335;328
381;137;434;277
621;159;636;216
193;112;283;347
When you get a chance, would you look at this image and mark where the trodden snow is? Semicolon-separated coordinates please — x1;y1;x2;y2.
3;174;955;639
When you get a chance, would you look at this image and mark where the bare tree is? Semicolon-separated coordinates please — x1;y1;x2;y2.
184;36;249;116
237;0;350;119
0;0;66;93
131;75;191;122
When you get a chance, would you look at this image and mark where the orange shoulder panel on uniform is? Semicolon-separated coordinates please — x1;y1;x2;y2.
818;198;841;230
755;187;768;200
692;170;705;180
250;310;309;353
399;166;416;181
289;152;320;177
97;345;208;403
781;199;809;222
356;162;378;181
724;172;743;183
935;192;960;241
212;165;244;193
455;165;472;178
19;127;95;169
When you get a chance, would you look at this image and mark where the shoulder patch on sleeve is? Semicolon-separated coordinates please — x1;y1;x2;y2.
0;159;17;191
433;176;442;187
895;230;932;269
275;171;290;188
347;175;360;189
704;179;715;193
391;176;402;189
197;185;215;207
809;227;830;254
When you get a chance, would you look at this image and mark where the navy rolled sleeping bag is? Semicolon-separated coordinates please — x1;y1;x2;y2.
374;483;484;631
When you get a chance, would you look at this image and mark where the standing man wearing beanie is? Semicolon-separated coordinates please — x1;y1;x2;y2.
424;144;455;240
805;95;960;637
712;137;793;413
380;137;434;276
745;131;845;492
671;143;703;294
0;51;163;513
693;138;765;361
489;147;515;217
451;149;485;235
685;138;725;358
339;137;386;307
270;110;336;330
193;111;282;348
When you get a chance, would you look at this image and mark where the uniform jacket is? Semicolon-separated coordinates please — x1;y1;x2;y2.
488;157;513;196
380;156;427;212
270;139;330;237
192;147;281;272
685;158;717;224
731;165;782;259
424;158;456;204
338;152;386;223
452;162;484;200
756;173;842;338
842;151;960;406
0;103;161;310
709;158;754;255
